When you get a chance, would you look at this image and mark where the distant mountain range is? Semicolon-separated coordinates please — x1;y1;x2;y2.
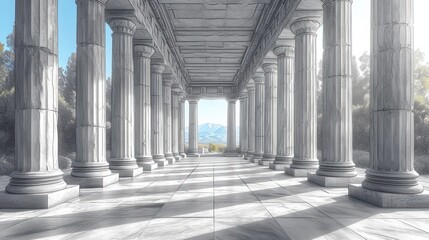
185;123;239;144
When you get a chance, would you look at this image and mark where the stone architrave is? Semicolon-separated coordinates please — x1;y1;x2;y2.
0;0;79;209
163;73;175;165
187;98;200;157
70;0;119;187
259;62;278;166
151;60;169;166
225;98;239;157
285;18;321;177
308;0;360;186
172;85;182;162
270;44;295;171
349;0;429;208
134;43;158;172
251;70;265;163
108;18;143;177
245;80;256;160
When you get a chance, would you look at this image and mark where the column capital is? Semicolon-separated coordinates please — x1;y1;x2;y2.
290;18;321;35
172;84;183;95
262;62;277;73
76;0;109;4
162;73;174;86
151;63;166;74
321;0;352;4
273;45;295;58
188;97;199;104
226;97;238;103
134;44;155;58
253;69;265;84
247;79;256;92
239;89;248;100
108;18;136;35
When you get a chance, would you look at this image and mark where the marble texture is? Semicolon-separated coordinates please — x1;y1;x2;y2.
245;80;256;160
251;70;265;163
225;98;239;156
260;62;277;166
134;44;157;172
314;0;357;185
172;86;182;162
108;18;142;177
162;74;175;165
239;92;248;157
151;61;168;166
285;18;321;177
73;0;114;184
187;99;200;157
179;99;187;158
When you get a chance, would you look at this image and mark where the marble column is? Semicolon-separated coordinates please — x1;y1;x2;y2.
0;0;79;209
163;73;175;165
151;61;168;166
270;44;295;171
71;0;119;187
349;0;429;208
108;18;143;177
245;80;256;160
259;62;278;166
285;18;321;177
309;0;359;186
188;99;200;157
172;85;182;162
134;44;158;172
179;98;187;158
239;91;248;157
225;98;239;157
251;70;265;163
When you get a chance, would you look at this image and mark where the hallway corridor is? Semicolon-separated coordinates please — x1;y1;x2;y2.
0;157;429;239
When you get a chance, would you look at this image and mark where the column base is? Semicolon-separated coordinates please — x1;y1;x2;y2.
65;173;119;188
307;173;363;187
285;167;317;177
244;154;253;160
251;153;262;163
269;163;290;171
348;184;429;208
180;153;187;158
187;153;200;158
155;159;169;167
173;155;181;162
111;168;143;178
224;152;240;157
139;162;158;172
167;157;176;165
258;159;272;166
0;185;79;209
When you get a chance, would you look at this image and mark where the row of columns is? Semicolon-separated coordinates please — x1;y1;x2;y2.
237;0;428;207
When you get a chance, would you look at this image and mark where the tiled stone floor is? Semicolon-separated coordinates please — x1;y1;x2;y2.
1;157;429;239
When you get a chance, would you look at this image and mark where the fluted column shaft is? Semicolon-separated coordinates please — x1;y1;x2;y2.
260;63;278;165
108;19;139;172
7;0;67;194
72;0;111;178
134;44;156;170
318;0;356;178
179;99;187;158
252;72;265;162
271;45;295;170
246;80;256;160
163;75;174;163
225;99;238;155
288;19;321;172
172;86;181;161
362;0;422;194
151;63;167;164
240;93;248;156
188;99;200;157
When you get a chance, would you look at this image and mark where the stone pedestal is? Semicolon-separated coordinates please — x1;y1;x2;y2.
225;98;239;157
239;92;248;158
251;70;265;163
172;86;182;162
270;45;294;171
134;44;158;172
188;99;200;158
163;74;175;165
108;18;143;177
245;80;256;160
72;0;118;187
179;99;187;159
0;0;79;208
151;61;168;167
260;61;277;166
349;0;429;207
285;18;321;177
308;173;363;187
310;0;357;187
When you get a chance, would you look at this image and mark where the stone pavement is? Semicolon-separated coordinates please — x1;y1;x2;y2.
0;157;429;240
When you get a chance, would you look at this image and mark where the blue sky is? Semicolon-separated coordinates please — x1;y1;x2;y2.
1;0;429;126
